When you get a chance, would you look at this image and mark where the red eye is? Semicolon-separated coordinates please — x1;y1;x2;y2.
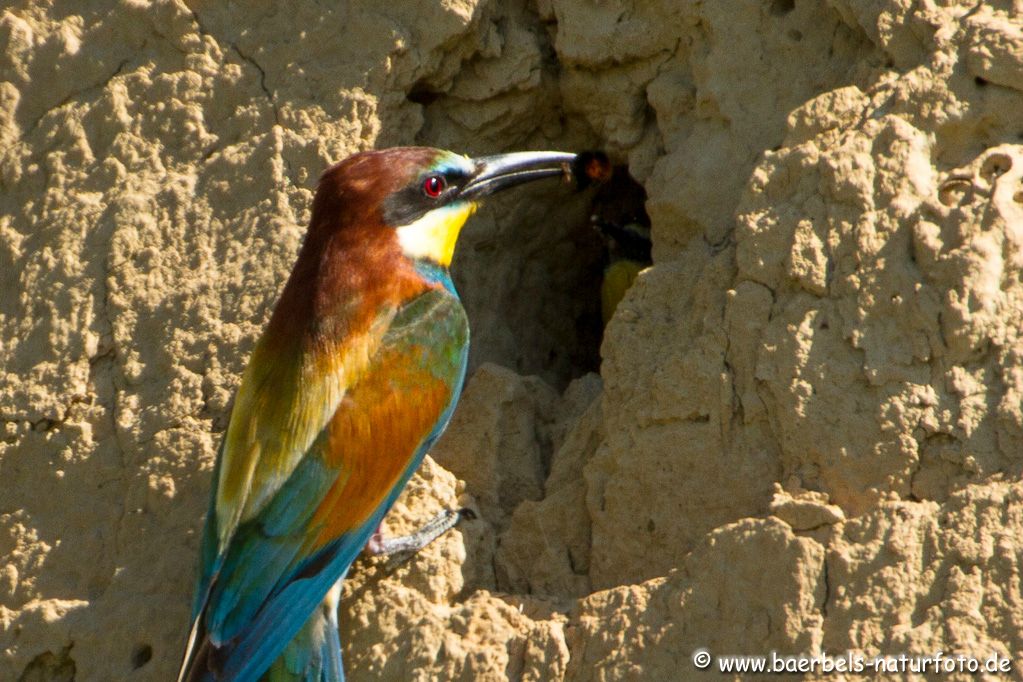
423;174;446;198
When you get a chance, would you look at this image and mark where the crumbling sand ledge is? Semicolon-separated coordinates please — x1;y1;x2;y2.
3;0;1023;680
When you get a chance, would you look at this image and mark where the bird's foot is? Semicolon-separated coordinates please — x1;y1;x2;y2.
365;507;476;557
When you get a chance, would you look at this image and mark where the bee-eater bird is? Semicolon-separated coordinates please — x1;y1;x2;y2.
586;164;651;325
177;147;581;682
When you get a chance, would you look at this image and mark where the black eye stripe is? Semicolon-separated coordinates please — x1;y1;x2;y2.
382;171;469;227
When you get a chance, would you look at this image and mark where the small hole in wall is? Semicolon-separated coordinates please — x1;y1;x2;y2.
131;644;153;670
975;76;989;88
787;29;803;42
980;153;1012;183
938;178;972;207
770;0;796;16
407;80;441;106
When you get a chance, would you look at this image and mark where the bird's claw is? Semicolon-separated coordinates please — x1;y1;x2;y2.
364;507;474;557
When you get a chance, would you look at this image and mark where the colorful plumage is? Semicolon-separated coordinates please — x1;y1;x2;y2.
177;147;579;682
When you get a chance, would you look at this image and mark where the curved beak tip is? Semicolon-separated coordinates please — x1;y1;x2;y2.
460;150;610;200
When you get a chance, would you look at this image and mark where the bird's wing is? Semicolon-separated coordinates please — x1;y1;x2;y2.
180;297;393;679
213;305;395;550
181;287;468;682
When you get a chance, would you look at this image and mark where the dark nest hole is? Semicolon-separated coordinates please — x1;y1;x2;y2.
454;162;650;389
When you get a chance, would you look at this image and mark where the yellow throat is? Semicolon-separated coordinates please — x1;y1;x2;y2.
395;202;477;267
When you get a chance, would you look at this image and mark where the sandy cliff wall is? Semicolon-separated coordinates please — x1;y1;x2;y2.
3;0;1023;679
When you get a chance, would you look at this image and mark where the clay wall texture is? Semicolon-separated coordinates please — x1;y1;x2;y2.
3;0;1023;680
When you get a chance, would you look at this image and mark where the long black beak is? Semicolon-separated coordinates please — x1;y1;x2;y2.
459;151;578;201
